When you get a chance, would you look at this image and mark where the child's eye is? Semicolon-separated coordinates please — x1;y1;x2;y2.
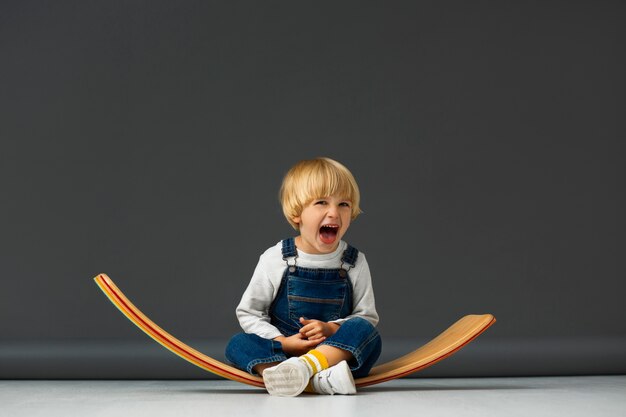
315;200;327;205
340;202;351;207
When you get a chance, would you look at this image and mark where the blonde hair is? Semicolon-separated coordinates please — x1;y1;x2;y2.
279;157;362;230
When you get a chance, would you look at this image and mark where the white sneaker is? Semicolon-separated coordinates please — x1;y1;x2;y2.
262;357;312;397
310;360;356;395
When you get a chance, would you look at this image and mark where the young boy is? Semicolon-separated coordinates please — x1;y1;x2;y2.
225;157;381;396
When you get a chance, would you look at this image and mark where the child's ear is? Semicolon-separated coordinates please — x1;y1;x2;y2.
292;215;301;225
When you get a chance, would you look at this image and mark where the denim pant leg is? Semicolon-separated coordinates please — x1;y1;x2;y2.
225;333;287;375
320;317;382;378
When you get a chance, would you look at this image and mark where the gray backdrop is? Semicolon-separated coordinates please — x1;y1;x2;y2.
1;0;625;378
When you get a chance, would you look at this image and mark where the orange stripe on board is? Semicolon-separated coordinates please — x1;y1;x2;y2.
95;275;264;387
97;277;263;386
97;276;263;386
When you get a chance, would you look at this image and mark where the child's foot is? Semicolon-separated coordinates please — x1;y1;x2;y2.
309;360;356;395
263;357;311;397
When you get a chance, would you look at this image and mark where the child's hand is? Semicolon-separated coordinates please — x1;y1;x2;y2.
299;317;340;341
275;332;323;356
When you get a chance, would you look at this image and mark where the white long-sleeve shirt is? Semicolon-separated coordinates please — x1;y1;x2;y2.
236;240;379;340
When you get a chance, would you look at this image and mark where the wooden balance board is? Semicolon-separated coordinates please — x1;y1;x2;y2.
94;273;495;388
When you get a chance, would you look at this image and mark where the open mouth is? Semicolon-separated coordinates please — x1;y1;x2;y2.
319;224;339;244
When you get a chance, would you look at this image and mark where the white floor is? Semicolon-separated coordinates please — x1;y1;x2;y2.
1;376;625;417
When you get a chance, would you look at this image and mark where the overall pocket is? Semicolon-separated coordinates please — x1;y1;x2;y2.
287;276;346;322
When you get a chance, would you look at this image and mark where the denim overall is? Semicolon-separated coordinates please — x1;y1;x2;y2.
225;238;382;378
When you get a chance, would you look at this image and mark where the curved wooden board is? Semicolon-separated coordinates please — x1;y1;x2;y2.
94;273;495;388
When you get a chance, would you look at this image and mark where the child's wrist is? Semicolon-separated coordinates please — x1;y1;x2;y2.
326;322;340;334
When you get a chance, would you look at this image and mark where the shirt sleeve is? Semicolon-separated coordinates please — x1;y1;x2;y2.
235;255;284;340
331;252;379;327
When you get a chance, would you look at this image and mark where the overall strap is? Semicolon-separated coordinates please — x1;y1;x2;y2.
282;238;298;272
281;238;298;259
341;244;359;269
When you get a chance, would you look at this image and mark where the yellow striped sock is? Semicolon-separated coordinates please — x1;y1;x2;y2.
299;349;329;375
308;349;329;370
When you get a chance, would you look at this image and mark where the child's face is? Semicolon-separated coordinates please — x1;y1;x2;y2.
293;194;353;254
